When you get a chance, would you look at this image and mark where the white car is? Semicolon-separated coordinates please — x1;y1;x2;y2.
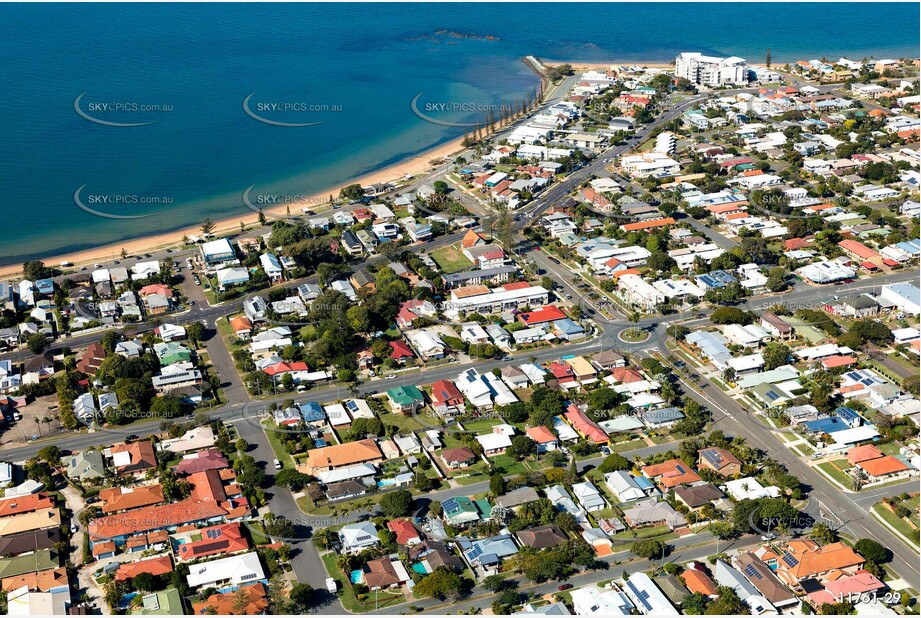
273;459;282;470
385;375;397;380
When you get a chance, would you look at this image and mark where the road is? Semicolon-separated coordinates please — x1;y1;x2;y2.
650;344;921;586
368;532;766;615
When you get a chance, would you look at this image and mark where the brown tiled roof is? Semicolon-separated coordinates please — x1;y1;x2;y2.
680;567;717;596
174;448;230;476
441;447;477;464
178;522;250;561
110;441;157;474
2;567;68;593
192;583;268;615
0;493;55;518
363;557;401;589
115;555;173;581
99;485;165;513
89;499;227;541
303;439;382;471
515;525;568;549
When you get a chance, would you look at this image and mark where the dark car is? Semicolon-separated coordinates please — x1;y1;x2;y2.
548;257;561;264
125;434;140;442
558;584;573;591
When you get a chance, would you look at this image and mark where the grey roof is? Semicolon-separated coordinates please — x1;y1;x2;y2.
442;265;517;284
495;487;540;509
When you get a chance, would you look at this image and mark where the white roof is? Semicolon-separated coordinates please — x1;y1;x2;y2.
724;477;780;501
201;237;235;259
727;353;765;372
186;551;266;588
476;432;513;451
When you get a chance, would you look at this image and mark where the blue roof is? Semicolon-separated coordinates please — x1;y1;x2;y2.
896;239;921;255
554;318;584;335
634;476;655;491
803;417;848;434
35;278;54;294
712;270;739;285
300;402;325;421
696;274;723;289
835;406;861;425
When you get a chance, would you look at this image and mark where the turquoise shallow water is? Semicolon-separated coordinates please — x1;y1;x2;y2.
1;2;918;264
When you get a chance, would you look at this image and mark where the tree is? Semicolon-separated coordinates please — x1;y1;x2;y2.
131;572;160;592
684;592;710;615
810;523;838;545
186;322;206;346
762;343;791;371
200;218;216;237
27;333;47;354
37;446;62;464
22;260;52;281
482;574;512;592
706;587;747;614
507;435;536;460
710;307;751;325
264;514;296;539
339;184;364;202
630;539;665;559
235;438;248;452
380;489;414;518
597;453;631;473
647;252;677;273
854;538;890;564
275;468;311;491
290;583;315;610
413;567;465;600
489;472;507;496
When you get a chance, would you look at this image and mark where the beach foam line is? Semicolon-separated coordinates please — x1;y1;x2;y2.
0;135;467;278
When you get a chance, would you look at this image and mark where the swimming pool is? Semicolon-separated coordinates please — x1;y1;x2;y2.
350;569;363;584
411;563;428;575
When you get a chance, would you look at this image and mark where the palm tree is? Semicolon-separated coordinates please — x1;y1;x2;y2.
628;310;641;339
34;418;41;437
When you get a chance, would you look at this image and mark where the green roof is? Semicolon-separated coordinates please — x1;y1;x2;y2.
445;496;477;515
135;588;183;615
475;498;493;518
781;316;826;344
0;550;58;579
386;385;425;405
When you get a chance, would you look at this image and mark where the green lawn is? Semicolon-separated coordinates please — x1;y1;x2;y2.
430;246;472;274
383;413;432;433
488;454;529;476
873;501;920;550
319;552;405;613
261;421;296;468
817;460;855;488
459;418;502;433
612;439;647;452
877;442;903;456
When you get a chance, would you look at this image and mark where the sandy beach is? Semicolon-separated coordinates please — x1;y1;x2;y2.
0;136;467;279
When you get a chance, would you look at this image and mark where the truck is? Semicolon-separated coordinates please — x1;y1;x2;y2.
325;578;338;594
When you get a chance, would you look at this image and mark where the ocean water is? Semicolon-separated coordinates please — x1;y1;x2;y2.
1;3;918;264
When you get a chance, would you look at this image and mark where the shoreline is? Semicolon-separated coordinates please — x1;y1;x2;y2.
0;135;467;278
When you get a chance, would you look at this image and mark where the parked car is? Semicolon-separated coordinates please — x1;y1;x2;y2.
558;583;573;591
274;459;282;470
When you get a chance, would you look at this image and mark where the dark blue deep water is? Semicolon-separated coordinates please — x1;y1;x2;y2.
1;3;918;263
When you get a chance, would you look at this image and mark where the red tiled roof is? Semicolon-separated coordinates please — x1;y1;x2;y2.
838;239;879;260
387;518;421;545
263;361;309;376
110;441;157;474
858;455;909;477
175;448;230;476
193;583;268;616
642;459;702;488
430;380;463;406
389;340;414;359
680;568;718;596
822;355;857;369
99;485;165;513
847;445;884;464
564;406;608;444
784;238;810;250
621;217;675;232
115;555;173;581
502;281;533;291
526;426;557;444
518;305;567;325
178;522;250;561
89;499;227;541
0;493;55;518
611;367;643;384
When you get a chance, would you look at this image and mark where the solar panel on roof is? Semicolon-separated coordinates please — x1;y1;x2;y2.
743;564;763;580
782;553;799;567
766;391;779;401
467;545;483;560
